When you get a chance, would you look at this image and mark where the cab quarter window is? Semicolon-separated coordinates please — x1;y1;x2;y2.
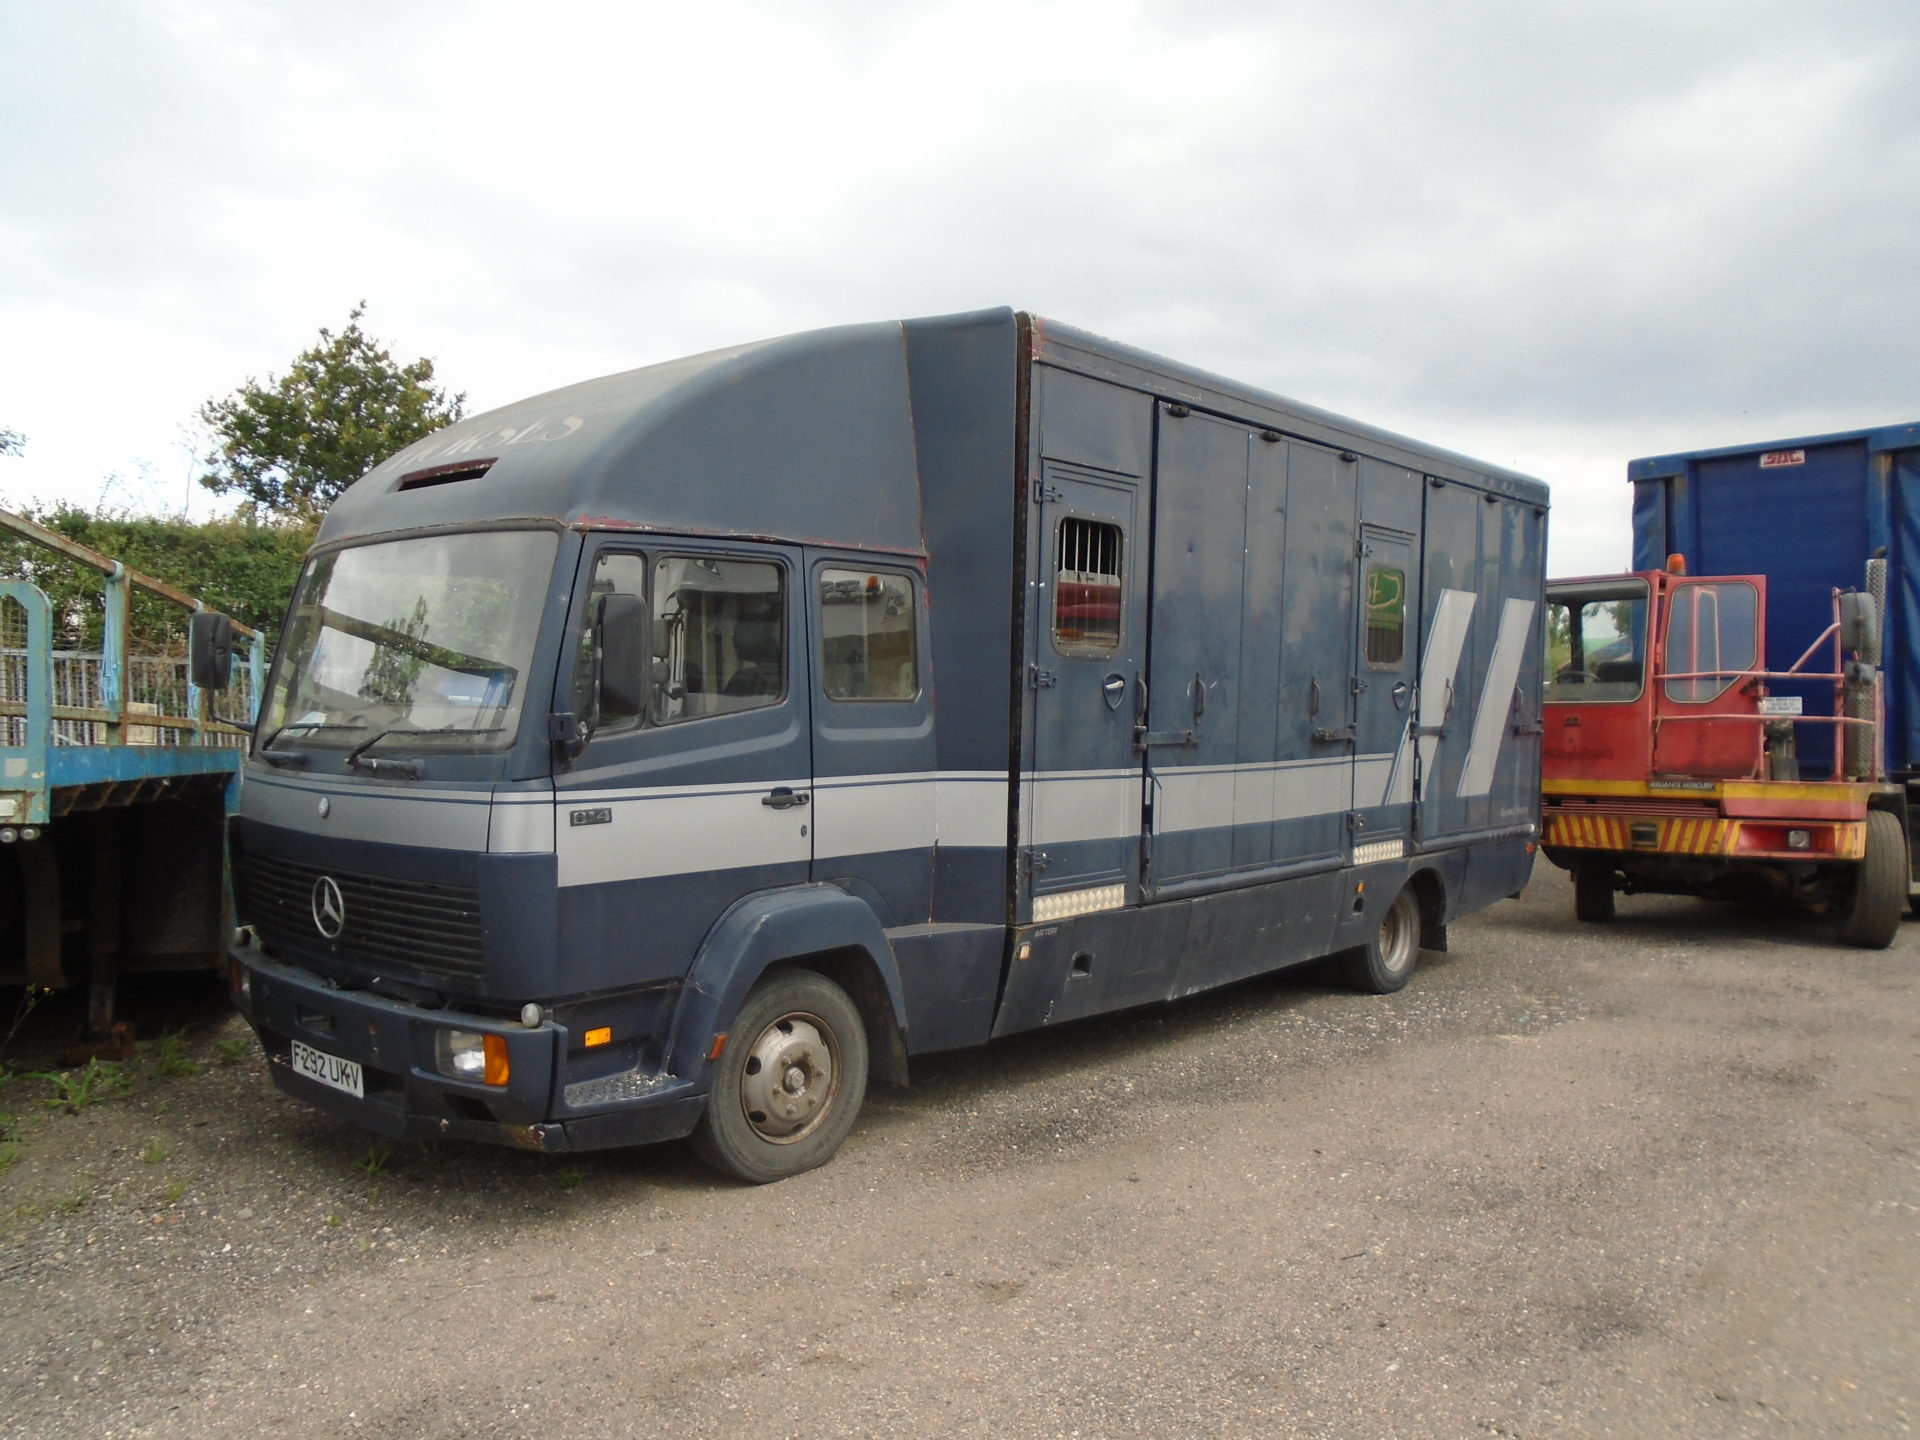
1054;517;1123;653
652;555;785;723
819;569;918;700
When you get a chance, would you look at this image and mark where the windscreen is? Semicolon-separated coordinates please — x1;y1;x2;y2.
261;530;558;755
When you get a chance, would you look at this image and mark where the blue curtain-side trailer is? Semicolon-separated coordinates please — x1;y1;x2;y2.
221;309;1549;1181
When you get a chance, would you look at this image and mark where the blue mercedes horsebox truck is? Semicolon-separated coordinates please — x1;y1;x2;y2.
211;309;1549;1182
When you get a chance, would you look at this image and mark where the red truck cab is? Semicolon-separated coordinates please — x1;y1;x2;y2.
1541;564;1908;946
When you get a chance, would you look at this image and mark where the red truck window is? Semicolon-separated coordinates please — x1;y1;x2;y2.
1663;581;1758;703
1545;580;1648;703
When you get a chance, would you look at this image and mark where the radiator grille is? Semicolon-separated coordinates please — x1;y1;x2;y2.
238;850;484;982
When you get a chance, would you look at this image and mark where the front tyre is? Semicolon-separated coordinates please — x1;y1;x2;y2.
1338;884;1422;994
1573;859;1616;923
1835;809;1906;950
692;969;869;1184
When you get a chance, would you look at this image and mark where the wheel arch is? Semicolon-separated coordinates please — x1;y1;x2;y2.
667;885;910;1088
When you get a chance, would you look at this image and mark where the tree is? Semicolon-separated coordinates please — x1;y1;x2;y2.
198;304;464;521
0;427;23;457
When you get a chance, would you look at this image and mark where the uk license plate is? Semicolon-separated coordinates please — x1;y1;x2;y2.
291;1039;364;1099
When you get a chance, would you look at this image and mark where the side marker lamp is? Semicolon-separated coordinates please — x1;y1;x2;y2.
584;1026;612;1048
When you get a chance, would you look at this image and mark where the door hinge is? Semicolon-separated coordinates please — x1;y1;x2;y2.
1031;480;1063;504
1512;718;1546;736
1312;726;1355;744
1356;539;1373;558
1029;666;1058;690
1350;675;1368;695
1023;850;1052;875
1347;811;1366;831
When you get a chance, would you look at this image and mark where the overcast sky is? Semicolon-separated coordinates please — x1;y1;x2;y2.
2;0;1914;575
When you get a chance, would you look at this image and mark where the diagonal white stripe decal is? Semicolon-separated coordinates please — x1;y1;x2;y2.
1396;589;1477;803
1458;598;1536;797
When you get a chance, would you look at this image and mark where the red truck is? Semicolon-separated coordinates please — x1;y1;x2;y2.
1540;558;1907;947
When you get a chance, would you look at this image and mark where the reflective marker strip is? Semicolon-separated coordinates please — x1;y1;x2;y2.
1353;838;1406;865
1032;884;1127;922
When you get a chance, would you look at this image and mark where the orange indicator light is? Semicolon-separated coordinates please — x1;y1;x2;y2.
584;1026;612;1048
482;1034;510;1086
708;1032;729;1061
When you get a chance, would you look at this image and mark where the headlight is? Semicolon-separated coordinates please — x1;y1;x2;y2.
1786;829;1811;851
435;1029;509;1085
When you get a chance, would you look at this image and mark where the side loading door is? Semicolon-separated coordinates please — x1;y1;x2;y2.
1025;463;1149;918
553;538;812;997
1350;523;1417;854
1415;481;1544;843
1140;406;1252;893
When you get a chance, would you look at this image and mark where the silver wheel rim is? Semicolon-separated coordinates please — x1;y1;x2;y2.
1379;892;1418;976
738;1012;840;1144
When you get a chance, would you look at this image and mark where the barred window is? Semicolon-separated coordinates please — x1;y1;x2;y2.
1054;518;1123;654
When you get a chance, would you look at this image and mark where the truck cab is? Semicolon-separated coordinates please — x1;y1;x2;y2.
1541;562;1907;944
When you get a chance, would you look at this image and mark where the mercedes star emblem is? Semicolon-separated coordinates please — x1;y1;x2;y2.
311;875;346;939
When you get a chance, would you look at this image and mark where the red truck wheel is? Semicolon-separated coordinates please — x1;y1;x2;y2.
1835;810;1906;950
1573;860;1616;923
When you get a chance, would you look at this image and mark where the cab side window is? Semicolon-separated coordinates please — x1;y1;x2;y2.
576;551;649;733
819;569;918;701
651;555;786;723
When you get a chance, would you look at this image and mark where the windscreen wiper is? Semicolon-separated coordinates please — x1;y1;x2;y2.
342;724;506;778
258;719;367;759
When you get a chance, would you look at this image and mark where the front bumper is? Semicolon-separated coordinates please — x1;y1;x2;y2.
233;939;707;1153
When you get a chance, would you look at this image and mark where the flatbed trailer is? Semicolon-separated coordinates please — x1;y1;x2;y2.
0;508;260;1047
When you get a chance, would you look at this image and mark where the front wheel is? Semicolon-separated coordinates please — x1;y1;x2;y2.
1338;884;1422;994
1835;810;1906;949
1573;859;1616;923
692;969;869;1184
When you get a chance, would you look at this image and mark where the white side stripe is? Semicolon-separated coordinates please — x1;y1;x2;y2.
1458;598;1536;798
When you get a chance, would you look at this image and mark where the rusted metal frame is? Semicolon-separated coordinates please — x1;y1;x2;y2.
0;699;245;740
0;506;261;629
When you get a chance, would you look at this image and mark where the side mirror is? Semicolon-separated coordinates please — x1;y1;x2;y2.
1840;591;1880;662
189;611;234;691
597;593;647;718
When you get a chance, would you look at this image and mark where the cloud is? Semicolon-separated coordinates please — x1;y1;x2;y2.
0;0;1913;572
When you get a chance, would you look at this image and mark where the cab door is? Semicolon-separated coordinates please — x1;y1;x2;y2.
1652;577;1765;778
553;539;812;996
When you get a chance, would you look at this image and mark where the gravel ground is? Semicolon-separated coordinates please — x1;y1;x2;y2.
1;862;1916;1438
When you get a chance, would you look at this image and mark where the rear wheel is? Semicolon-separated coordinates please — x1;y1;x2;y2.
692;969;869;1184
1338;885;1421;994
1835;809;1906;949
1573;860;1616;923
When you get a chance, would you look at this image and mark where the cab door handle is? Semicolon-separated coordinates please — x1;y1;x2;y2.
762;787;811;810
